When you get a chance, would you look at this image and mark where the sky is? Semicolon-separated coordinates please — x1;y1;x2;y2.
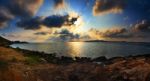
0;0;150;42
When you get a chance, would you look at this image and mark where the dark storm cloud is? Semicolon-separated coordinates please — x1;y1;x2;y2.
53;0;65;9
43;14;79;28
43;15;68;27
17;15;79;30
93;0;126;16
17;17;43;30
0;0;43;28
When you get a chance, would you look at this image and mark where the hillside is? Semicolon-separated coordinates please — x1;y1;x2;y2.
0;36;11;46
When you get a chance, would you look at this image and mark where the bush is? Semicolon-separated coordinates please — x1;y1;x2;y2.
11;57;18;62
0;60;8;69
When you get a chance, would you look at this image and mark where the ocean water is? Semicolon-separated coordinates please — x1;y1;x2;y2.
11;42;150;58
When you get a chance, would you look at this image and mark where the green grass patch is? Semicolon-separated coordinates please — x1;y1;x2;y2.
25;55;41;65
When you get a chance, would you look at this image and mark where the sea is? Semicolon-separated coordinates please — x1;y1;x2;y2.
11;42;150;58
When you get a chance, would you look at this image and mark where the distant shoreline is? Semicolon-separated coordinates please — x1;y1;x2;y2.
9;45;150;65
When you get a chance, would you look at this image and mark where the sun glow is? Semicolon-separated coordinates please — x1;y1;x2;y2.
67;42;84;57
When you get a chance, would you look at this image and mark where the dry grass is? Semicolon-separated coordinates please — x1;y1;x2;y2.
0;46;25;62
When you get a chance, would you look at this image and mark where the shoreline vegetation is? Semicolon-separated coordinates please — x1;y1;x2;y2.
1;36;150;81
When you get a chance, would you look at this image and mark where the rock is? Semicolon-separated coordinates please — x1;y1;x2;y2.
92;56;107;62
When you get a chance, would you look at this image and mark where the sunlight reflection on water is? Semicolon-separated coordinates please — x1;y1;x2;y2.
11;42;150;58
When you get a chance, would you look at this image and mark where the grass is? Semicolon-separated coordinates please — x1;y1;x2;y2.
25;55;41;65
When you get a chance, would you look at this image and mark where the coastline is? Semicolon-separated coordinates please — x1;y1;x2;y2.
1;39;150;81
10;45;150;64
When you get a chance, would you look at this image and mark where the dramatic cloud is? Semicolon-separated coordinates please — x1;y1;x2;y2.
17;17;43;30
0;0;43;28
54;29;80;41
43;15;68;27
8;0;43;17
134;20;150;32
88;28;131;39
87;20;150;41
53;0;66;9
0;0;78;29
93;0;125;16
127;20;150;39
101;28;130;38
17;14;79;30
0;8;14;28
33;28;81;42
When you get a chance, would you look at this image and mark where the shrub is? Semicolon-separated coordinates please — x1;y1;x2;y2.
11;57;18;62
0;60;8;69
